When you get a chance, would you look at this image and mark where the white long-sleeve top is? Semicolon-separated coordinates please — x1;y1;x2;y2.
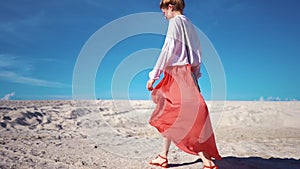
149;15;202;80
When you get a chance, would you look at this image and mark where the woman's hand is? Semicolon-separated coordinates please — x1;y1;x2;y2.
146;79;156;91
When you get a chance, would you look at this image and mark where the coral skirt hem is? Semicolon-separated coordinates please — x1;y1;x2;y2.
149;65;221;160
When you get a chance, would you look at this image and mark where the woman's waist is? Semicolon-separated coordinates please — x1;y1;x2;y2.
165;63;199;70
164;64;192;73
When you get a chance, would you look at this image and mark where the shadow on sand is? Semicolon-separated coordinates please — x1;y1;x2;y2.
168;156;300;169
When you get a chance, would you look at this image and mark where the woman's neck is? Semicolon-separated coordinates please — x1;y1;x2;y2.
173;11;183;17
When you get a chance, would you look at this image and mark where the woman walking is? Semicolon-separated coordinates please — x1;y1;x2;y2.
146;0;222;168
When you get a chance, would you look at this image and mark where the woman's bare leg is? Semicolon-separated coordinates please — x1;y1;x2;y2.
150;137;171;164
199;152;216;167
162;137;171;156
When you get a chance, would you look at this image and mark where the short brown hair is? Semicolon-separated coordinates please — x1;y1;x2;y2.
160;0;185;13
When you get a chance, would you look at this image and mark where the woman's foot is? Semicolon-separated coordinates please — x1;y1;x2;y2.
199;152;217;169
149;154;168;168
202;161;218;169
202;165;218;169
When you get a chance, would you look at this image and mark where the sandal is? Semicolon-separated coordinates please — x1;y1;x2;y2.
149;154;168;168
203;165;218;169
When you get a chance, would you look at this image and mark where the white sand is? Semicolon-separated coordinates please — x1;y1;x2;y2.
0;100;299;169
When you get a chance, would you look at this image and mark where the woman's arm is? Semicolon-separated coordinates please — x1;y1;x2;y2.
191;64;202;79
148;18;178;80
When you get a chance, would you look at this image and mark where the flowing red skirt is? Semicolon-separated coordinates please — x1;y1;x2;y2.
149;65;221;160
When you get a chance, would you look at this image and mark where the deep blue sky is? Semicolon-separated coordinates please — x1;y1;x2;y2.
0;0;299;101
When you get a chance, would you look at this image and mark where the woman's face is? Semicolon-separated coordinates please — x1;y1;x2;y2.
161;5;174;20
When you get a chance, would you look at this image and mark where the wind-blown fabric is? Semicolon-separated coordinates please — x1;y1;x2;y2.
149;65;222;160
